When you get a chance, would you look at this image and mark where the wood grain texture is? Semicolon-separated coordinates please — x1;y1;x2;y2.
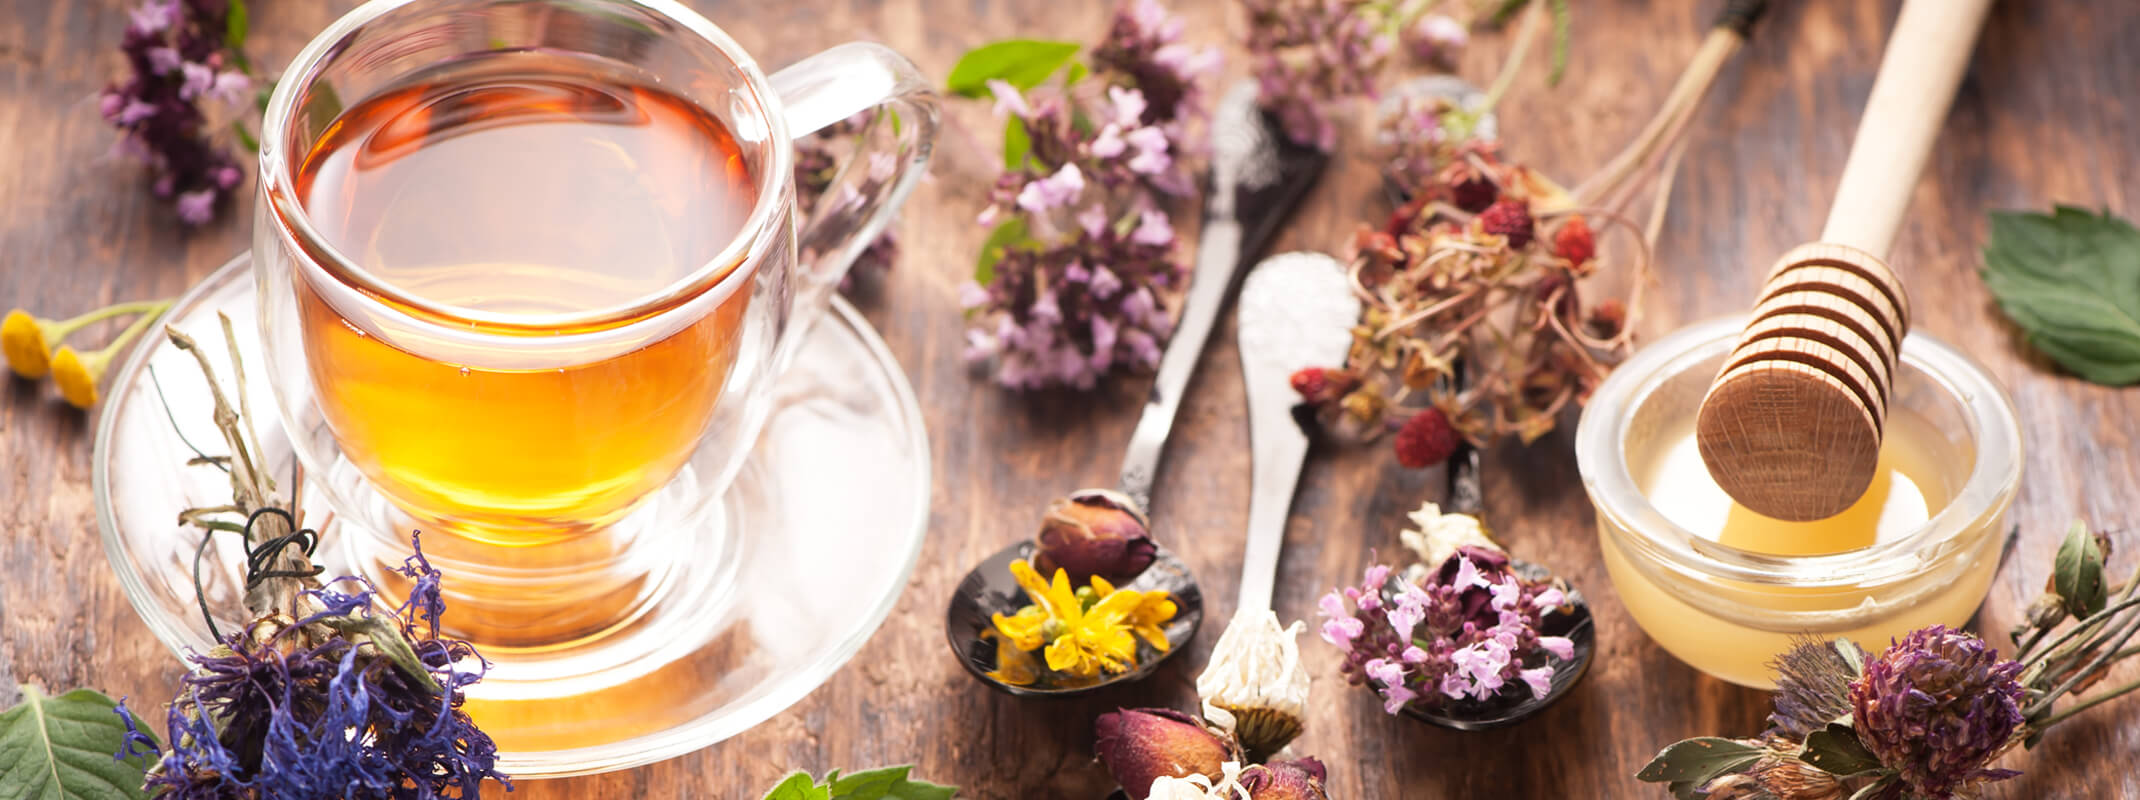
3;1;2137;797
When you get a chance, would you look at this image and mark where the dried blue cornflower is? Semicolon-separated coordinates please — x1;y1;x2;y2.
957;0;1213;391
117;534;509;800
1849;625;2024;799
99;0;252;225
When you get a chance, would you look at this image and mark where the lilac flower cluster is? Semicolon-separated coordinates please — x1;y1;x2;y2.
960;0;1216;390
795;114;899;291
1238;0;1390;151
1849;625;2025;799
1318;546;1574;714
99;0;251;225
116;537;508;799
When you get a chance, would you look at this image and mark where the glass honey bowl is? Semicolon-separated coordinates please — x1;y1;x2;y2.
1575;316;2022;688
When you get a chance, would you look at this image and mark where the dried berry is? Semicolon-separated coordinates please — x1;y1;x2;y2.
1392;407;1460;468
1450;174;1498;213
1477;199;1534;249
1586;299;1627;339
1553;214;1596;270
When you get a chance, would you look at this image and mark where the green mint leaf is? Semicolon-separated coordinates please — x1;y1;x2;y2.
974;217;1033;286
1634;737;1762;784
1063;61;1089;86
1800;723;1885;777
232;120;259;153
2054;519;2109;618
830;765;906;800
882;778;956;800
225;0;248;55
946;40;1081;98
1003;116;1032;171
0;685;153;800
761;771;832;800
1980;206;2140;384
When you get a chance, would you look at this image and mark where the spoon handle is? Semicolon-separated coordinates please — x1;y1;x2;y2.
1237;428;1309;613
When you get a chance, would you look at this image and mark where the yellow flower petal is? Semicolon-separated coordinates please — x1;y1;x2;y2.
50;347;99;408
1045;636;1092;676
1044;566;1082;622
1008;559;1054;612
2;310;51;379
982;629;1040;686
992;605;1049;651
1090;575;1117;595
1087;626;1138;673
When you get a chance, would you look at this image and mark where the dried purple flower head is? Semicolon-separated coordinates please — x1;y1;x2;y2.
1094;707;1236;800
795;112;900;291
961;0;1210;391
1848;625;2024;799
1401;14;1468;69
1318;548;1573;715
116;535;508;799
100;0;252;226
1239;0;1390;150
1033;488;1156;582
1766;637;1865;740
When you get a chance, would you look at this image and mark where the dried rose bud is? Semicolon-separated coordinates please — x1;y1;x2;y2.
1587;299;1628;339
1033;489;1156;583
1094;708;1236;800
1477;199;1535;248
1239;758;1330;800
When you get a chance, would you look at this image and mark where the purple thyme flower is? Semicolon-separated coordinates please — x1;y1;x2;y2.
1402;14;1468;69
101;0;251;226
1849;625;2025;799
1319;546;1573;715
1238;0;1390;150
960;0;1209;391
116;534;509;799
794;111;901;290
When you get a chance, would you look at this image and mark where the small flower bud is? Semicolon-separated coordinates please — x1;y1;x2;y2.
1752;758;1844;800
1094;708;1236;800
1033;489;1156;583
1239;758;1330;800
3;309;55;378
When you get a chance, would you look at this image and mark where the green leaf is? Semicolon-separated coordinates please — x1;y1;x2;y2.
2053;519;2109;618
1834;639;1866;676
882;778;956;800
1799;723;1885;777
1979;206;2140;384
231;120;259;153
0;685;154;800
224;0;250;72
945;40;1081;97
974;217;1033;286
830;766;906;800
1634;737;1762;784
1848;775;1898;800
1063;61;1089;86
1547;0;1571;86
1003;116;1031;171
762;771;832;800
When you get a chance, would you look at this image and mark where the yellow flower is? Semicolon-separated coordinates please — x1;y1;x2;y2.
981;628;1041;687
43;301;171;409
990;559;1159;679
2;300;166;379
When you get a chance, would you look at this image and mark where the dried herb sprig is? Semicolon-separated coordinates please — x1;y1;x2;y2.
110;317;508;799
100;0;261;225
1289;1;1765;460
1638;521;2140;800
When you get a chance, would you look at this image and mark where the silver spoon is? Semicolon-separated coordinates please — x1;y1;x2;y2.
948;80;1332;697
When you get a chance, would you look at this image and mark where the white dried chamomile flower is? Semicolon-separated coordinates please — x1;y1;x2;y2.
1399;501;1500;569
1146;761;1248;800
1195;607;1309;759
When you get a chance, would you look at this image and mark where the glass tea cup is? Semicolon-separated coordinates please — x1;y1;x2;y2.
252;0;936;651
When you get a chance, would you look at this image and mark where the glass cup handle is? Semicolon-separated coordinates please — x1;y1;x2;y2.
769;43;939;353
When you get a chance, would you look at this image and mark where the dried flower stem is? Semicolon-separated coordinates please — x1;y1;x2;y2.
1569;21;1747;215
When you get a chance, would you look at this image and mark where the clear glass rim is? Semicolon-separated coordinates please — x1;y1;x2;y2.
94;254;934;775
255;0;795;332
1575;315;2023;587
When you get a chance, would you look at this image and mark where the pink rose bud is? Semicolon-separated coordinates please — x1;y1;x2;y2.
1240;757;1331;800
1034;489;1157;583
1094;708;1234;800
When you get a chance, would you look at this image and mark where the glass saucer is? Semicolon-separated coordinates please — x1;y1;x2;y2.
94;253;930;777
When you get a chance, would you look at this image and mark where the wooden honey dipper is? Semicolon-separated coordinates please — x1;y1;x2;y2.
1695;0;1991;522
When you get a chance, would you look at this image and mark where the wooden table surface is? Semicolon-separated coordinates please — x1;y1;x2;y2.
4;0;2137;797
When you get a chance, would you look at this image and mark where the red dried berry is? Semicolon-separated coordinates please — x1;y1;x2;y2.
1289;367;1327;400
1588;299;1628;338
1451;175;1498;213
1393;407;1461;468
1477;199;1534;249
1553;215;1596;269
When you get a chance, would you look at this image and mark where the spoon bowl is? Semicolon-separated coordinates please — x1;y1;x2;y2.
1399;558;1594;730
946;539;1204;697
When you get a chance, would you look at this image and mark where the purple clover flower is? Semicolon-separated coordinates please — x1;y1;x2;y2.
961;0;1212;391
1317;546;1573;715
100;0;251;226
1848;625;2025;799
1239;0;1390;150
115;535;509;799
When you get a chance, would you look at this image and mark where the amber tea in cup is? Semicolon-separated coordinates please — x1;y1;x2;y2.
294;51;756;544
